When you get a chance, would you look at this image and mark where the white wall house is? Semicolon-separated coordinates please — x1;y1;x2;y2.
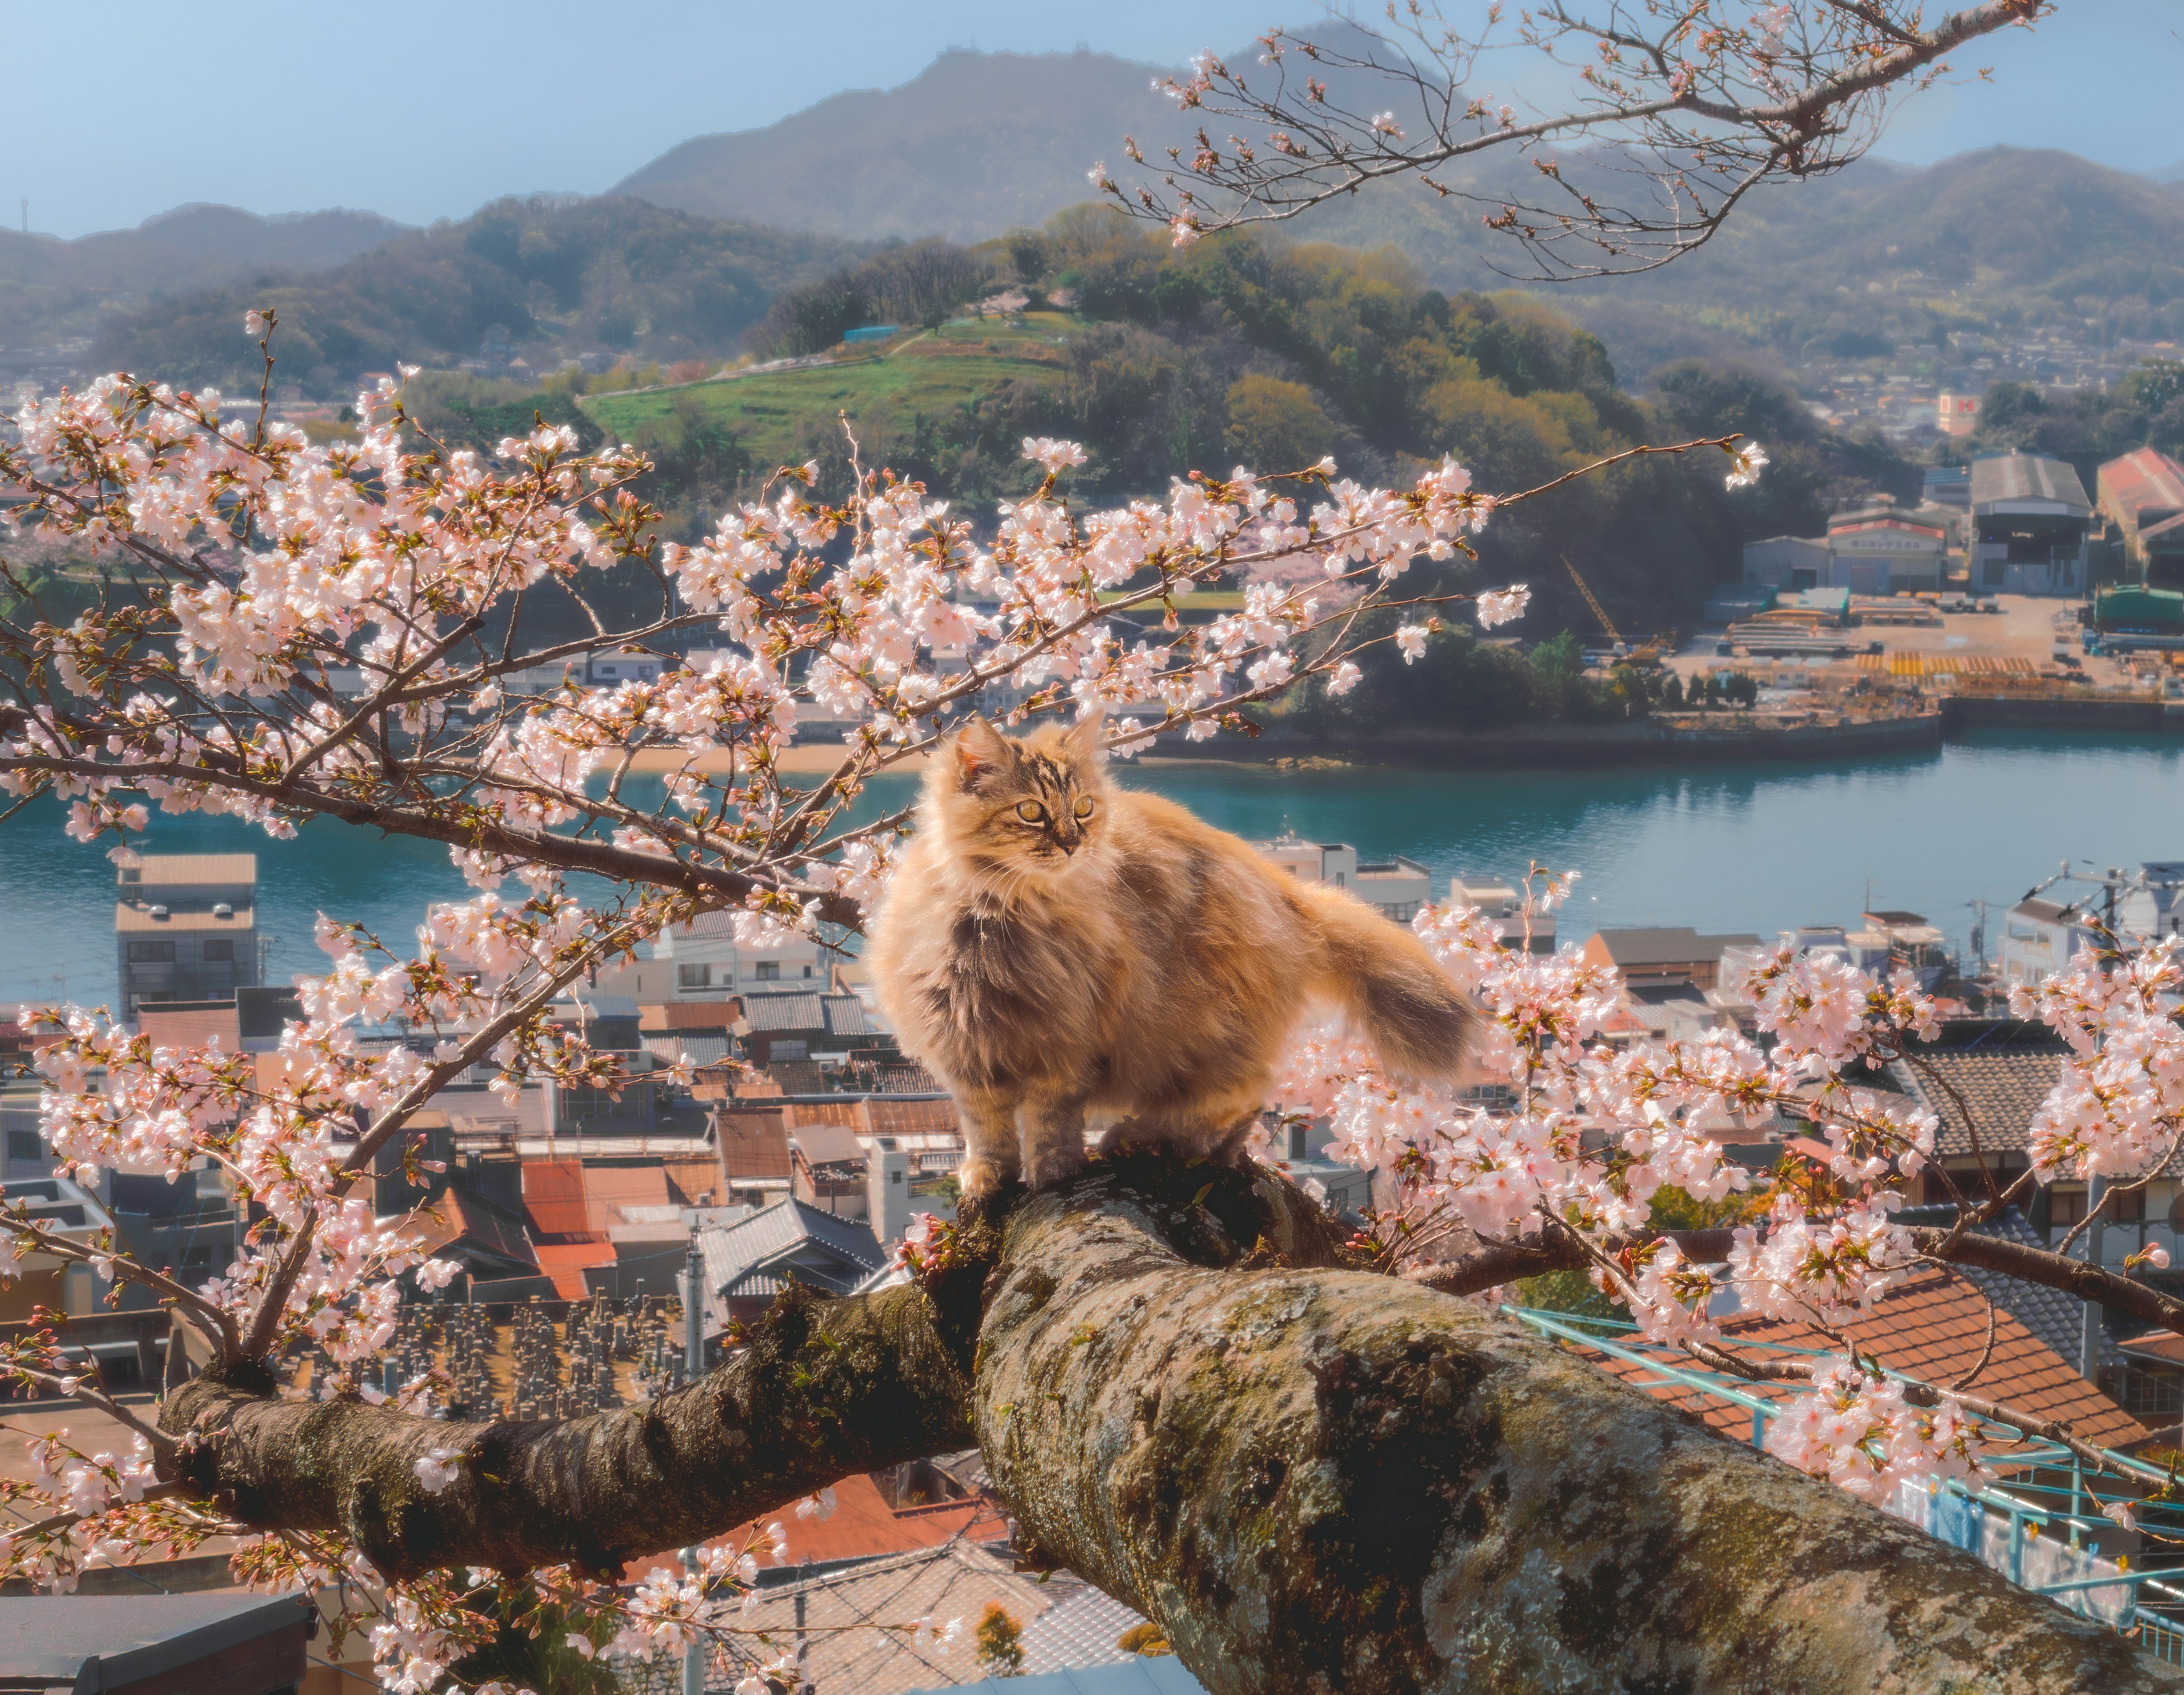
651;910;824;993
1997;898;2100;989
1254;833;1433;923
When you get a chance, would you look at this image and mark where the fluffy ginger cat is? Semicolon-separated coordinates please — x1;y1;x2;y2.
868;714;1477;1202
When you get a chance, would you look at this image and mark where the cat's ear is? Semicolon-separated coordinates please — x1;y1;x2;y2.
1060;709;1107;766
954;717;1011;790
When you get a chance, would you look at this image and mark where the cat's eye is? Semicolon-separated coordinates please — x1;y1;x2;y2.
1014;801;1045;823
1074;798;1095;820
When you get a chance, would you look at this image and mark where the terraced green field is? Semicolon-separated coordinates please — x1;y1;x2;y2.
580;312;1080;466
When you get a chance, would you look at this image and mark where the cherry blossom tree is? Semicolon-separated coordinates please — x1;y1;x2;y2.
1097;1;2049;275
0;301;2175;1686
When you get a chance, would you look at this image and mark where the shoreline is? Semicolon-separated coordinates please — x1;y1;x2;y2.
631;696;2182;779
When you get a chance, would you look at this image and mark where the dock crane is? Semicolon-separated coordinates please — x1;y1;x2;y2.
1561;557;1660;665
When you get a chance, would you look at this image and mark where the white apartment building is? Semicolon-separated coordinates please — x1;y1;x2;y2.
651;909;824;993
1997;864;2184;988
1253;833;1432;922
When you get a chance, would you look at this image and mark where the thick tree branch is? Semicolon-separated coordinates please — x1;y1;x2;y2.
147;1163;2179;1689
159;1280;976;1581
973;1165;2168;1694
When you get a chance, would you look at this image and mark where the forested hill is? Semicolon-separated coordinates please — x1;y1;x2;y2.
93;197;864;398
576;215;1913;635
611;48;1181;245
0;205;408;350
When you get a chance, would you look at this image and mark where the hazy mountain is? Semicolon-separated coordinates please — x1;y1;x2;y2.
96;196;863;397
0;205;409;350
613;47;1183;243
609;42;2184;383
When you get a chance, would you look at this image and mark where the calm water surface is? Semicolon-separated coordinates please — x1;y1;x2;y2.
5;730;2181;1008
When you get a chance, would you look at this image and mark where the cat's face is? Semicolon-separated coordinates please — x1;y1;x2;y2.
937;714;1110;883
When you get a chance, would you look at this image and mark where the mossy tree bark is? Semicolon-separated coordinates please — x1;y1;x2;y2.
160;1160;2180;1693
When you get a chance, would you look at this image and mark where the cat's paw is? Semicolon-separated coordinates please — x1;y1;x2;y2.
1023;1143;1088;1192
958;1157;1016;1209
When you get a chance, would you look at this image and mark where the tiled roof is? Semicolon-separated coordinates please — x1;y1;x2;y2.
522;1158;598;1239
1017;1584;1156;1675
534;1240;617;1300
520;1159;672;1239
1582;1264;2144;1453
409;1187;536;1275
1888;1045;2066;1157
743;992;825;1031
822;995;871;1037
1895;1205;2128;1371
696;1198;885;1307
707;1540;1075;1695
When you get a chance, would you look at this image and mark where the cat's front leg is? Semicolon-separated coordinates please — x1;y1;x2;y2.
1020;1088;1091;1191
956;1088;1023;1207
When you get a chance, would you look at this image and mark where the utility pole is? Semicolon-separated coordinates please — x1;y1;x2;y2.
682;1226;706;1695
2081;1174;2108;1385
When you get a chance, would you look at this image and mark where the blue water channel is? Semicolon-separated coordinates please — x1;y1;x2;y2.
3;730;2181;1009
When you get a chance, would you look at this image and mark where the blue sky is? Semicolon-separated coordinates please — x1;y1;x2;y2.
3;1;2177;239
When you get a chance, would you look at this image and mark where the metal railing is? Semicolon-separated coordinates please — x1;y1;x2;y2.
1507;1305;2184;1653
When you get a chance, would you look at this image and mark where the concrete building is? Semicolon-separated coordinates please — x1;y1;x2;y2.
1254;832;1433;922
1744;503;1954;596
649;907;823;993
1825;504;1952;593
1969;453;2092;596
114;854;259;1021
1740;535;1833;593
1997;898;2102;989
1997;865;2184;988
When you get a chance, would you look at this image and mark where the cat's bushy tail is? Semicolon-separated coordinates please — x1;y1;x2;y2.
1302;884;1477;1081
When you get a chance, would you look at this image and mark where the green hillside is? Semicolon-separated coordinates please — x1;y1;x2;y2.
584;314;1077;467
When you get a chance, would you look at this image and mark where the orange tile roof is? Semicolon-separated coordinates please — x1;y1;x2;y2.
533;1240;617;1300
1579;1265;2146;1455
682;1472;1006;1580
522;1158;596;1239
